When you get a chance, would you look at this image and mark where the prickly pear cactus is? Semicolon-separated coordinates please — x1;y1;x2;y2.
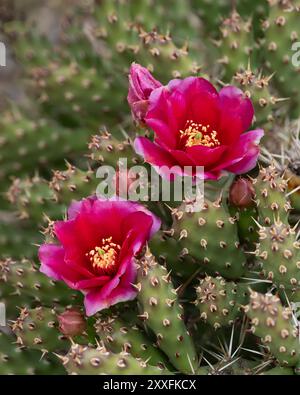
1;0;300;377
195;275;248;329
245;291;299;366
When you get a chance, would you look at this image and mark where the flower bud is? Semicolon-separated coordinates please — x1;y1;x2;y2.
127;63;161;123
57;308;86;337
229;178;255;208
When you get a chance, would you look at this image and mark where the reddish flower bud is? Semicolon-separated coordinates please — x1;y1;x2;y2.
57;309;86;336
127;63;162;123
229;178;255;208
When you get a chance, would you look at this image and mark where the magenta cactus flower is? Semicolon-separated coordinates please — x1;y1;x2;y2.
132;72;264;180
127;63;162;123
38;197;161;316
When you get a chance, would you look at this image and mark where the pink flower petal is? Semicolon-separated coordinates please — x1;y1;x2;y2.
185;145;227;167
134;136;176;168
213;129;264;173
75;276;111;291
84;282;137;316
219;86;254;129
84;276;121;316
169;149;197;167
39;244;82;284
219;86;254;143
146;87;180;148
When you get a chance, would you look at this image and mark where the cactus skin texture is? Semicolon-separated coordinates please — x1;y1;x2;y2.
0;332;64;375
233;67;282;126
217;11;254;80
195;275;249;330
61;343;171;375
253;165;292;225
0;258;80;311
262;0;300;117
11;307;71;353
0;111;90;188
136;250;198;374
255;220;300;293
245;291;300;366
168;198;247;280
261;366;295;375
94;314;169;368
0;221;39;259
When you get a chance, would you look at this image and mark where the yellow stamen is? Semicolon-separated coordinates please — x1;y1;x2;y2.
86;236;121;274
180;120;221;148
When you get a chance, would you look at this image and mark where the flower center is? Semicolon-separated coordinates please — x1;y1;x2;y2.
180;120;221;148
86;236;121;275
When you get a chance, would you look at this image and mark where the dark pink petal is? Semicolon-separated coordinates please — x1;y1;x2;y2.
147;117;178;148
214;129;264;173
225;146;259;174
84;282;137;316
185;145;227;167
167;94;188;141
169;149;197;167
54;218;91;253
218;113;244;145
84;276;121;316
219;86;254;131
134;136;176;168
75;276;111;291
188;91;220;129
39;244;82;284
170;76;218;97
64;257;95;281
67;196;97;220
39;244;65;281
218;86;254;144
121;211;159;249
84;246;137;316
108;199;161;237
171;77;219;128
146;87;179;148
117;219;151;280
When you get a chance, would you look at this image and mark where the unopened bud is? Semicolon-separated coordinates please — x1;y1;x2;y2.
57;308;86;337
229;178;255;208
127;63;161;123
